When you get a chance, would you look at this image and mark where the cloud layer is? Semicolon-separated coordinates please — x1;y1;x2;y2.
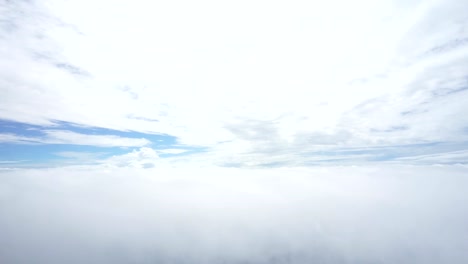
1;165;468;263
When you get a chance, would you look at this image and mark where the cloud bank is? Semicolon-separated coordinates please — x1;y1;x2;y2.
1;165;468;263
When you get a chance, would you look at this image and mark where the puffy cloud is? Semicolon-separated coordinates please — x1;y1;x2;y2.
106;147;159;168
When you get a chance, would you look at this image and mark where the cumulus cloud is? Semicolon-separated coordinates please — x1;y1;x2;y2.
1;165;468;263
106;147;159;168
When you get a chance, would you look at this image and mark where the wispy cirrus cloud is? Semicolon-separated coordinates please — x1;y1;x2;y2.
0;130;150;147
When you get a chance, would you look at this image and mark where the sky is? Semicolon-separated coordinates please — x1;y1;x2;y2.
1;0;468;263
0;0;467;167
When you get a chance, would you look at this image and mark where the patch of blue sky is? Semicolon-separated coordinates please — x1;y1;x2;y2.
0;119;45;137
44;120;179;147
0;144;112;165
0;119;204;164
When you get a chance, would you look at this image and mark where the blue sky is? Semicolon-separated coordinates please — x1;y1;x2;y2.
0;119;202;167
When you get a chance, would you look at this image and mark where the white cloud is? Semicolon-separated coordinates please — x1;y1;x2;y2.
1;165;468;263
0;133;35;144
0;130;150;147
106;147;159;168
1;0;467;164
156;148;190;155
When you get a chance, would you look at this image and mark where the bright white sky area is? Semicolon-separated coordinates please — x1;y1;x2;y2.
1;0;468;166
1;0;468;263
